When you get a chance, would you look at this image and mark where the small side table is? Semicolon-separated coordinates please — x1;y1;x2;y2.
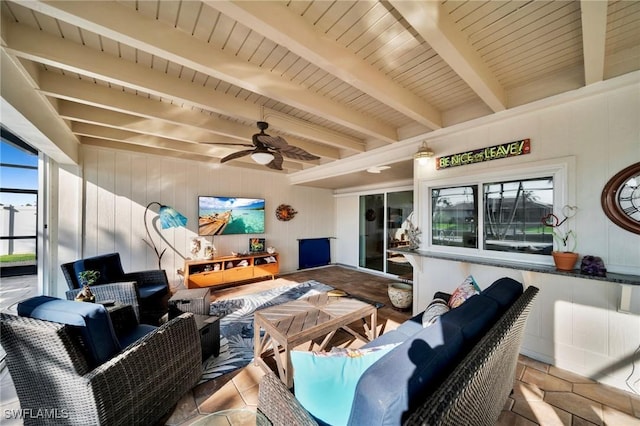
169;288;220;359
193;313;220;359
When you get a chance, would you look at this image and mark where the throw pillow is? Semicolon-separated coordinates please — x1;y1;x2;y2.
448;275;481;309
422;297;450;327
291;344;398;426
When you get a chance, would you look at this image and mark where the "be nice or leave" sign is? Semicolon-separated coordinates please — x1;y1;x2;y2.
436;139;531;170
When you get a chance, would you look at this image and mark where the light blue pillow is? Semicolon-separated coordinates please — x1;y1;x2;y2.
291;344;398;426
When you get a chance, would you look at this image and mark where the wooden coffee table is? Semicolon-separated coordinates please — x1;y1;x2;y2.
253;293;378;387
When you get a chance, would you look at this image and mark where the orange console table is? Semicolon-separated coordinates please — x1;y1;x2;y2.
184;253;279;289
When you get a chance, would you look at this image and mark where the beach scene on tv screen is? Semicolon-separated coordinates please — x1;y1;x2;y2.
199;196;265;235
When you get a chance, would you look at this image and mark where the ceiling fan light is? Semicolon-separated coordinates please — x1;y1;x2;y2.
251;151;275;165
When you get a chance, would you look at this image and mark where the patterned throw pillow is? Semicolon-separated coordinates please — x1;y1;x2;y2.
422;297;450;327
448;275;481;309
291;344;398;426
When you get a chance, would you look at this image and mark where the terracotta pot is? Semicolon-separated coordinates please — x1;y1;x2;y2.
552;251;579;271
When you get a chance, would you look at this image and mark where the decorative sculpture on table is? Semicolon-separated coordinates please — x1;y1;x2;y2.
143;202;188;269
75;270;100;302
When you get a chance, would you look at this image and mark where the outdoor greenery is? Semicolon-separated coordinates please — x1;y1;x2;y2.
0;253;36;263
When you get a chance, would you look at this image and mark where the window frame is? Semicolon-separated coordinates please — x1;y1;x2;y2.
421;157;573;265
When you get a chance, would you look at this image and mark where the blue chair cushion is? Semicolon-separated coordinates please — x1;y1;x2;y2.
71;253;125;287
18;296;121;366
440;294;499;346
138;284;169;300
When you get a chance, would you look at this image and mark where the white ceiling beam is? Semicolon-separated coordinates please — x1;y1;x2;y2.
209;1;442;131
580;0;608;85
38;73;344;158
57;100;338;160
14;0;397;143
0;49;78;164
390;0;506;113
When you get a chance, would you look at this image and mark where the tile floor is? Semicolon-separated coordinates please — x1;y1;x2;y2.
1;268;640;425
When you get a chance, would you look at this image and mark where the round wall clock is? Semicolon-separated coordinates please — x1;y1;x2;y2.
601;162;640;234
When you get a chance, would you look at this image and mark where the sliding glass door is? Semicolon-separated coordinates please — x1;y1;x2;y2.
359;190;413;280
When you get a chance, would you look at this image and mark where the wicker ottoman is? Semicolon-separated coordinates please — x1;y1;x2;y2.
169;288;211;316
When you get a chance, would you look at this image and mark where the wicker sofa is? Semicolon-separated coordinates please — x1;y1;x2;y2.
0;296;202;426
258;278;539;426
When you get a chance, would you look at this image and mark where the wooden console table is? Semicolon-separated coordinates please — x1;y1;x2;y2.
184;253;279;289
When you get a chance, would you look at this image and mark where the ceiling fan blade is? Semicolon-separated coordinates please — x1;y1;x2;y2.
203;142;254;148
279;145;321;161
266;152;284;170
256;134;288;149
220;150;254;163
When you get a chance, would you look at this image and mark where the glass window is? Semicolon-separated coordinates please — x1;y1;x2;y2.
431;186;478;248
483;177;554;254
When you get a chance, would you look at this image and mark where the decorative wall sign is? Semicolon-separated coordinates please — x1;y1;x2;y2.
275;204;297;221
436;139;530;170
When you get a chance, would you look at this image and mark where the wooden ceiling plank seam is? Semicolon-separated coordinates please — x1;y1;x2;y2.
497;45;584;81
156;0;180;27
208;1;441;131
391;0;506;113
461;1;526;39
332;1;379;46
477;12;581;67
174;0;203;36
314;1;360;37
480;13;582;65
362;24;416;64
493;39;583;82
336;3;389;51
345;5;396;54
353;14;405;60
471;1;565;49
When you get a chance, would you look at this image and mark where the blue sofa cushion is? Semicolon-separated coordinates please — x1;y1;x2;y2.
440;294;499;346
18;296;121;366
349;319;465;426
481;277;523;311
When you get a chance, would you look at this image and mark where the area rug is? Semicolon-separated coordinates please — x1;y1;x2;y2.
200;280;334;383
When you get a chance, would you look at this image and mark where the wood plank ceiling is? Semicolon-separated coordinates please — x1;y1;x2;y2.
1;1;639;189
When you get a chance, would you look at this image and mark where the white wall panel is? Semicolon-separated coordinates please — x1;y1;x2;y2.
80;149;335;287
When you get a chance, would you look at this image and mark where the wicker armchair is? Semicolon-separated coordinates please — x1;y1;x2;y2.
0;301;202;426
65;281;141;320
61;253;170;324
257;286;539;426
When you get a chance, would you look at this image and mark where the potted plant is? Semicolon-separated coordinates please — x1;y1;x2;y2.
541;205;579;271
75;270;100;302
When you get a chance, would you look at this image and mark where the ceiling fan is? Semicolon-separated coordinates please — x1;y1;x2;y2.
205;121;320;170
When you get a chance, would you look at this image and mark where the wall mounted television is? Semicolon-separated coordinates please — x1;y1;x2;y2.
198;196;265;236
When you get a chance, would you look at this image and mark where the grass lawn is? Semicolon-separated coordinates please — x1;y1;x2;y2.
0;253;36;263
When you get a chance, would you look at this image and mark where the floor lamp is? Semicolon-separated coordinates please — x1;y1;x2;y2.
143;201;188;269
